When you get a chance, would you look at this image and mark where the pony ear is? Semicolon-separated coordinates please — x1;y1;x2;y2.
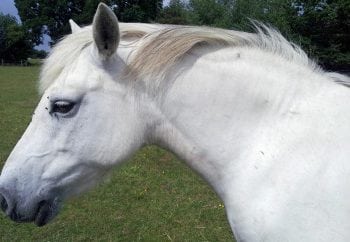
69;19;81;34
92;3;120;59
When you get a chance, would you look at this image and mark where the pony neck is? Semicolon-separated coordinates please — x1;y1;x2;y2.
150;46;328;193
147;46;350;240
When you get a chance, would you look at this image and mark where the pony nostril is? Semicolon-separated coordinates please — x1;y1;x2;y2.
0;194;8;213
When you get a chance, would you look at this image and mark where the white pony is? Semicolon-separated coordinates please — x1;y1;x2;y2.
1;3;350;241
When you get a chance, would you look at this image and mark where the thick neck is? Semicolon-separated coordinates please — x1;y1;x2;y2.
147;47;350;241
150;47;325;196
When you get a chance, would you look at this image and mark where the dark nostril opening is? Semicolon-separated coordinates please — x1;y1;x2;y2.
0;194;8;213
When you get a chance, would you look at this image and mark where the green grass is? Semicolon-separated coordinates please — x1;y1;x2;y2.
0;66;234;241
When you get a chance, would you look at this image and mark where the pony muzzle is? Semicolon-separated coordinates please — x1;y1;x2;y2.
0;187;60;226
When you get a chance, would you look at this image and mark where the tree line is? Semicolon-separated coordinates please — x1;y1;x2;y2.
0;0;348;70
159;0;349;71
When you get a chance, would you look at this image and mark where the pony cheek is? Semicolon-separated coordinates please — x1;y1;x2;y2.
41;157;106;198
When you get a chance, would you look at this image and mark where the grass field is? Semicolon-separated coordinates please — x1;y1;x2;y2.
0;66;234;241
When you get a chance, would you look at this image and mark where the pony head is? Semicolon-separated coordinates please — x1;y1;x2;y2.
0;3;147;226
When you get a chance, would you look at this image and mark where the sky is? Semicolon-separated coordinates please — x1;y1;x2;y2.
0;0;171;51
0;0;20;22
0;0;51;51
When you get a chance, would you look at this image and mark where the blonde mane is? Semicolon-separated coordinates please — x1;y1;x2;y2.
40;22;322;93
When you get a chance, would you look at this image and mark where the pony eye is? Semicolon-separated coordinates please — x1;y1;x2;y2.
52;101;75;114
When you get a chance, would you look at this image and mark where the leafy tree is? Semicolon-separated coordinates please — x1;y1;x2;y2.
13;0;349;70
157;0;191;25
31;49;47;59
185;0;349;70
15;0;162;46
189;0;232;28
289;0;350;69
115;0;162;22
228;0;293;32
15;0;102;46
0;13;32;62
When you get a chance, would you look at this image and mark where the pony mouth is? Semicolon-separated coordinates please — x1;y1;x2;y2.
34;198;60;227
